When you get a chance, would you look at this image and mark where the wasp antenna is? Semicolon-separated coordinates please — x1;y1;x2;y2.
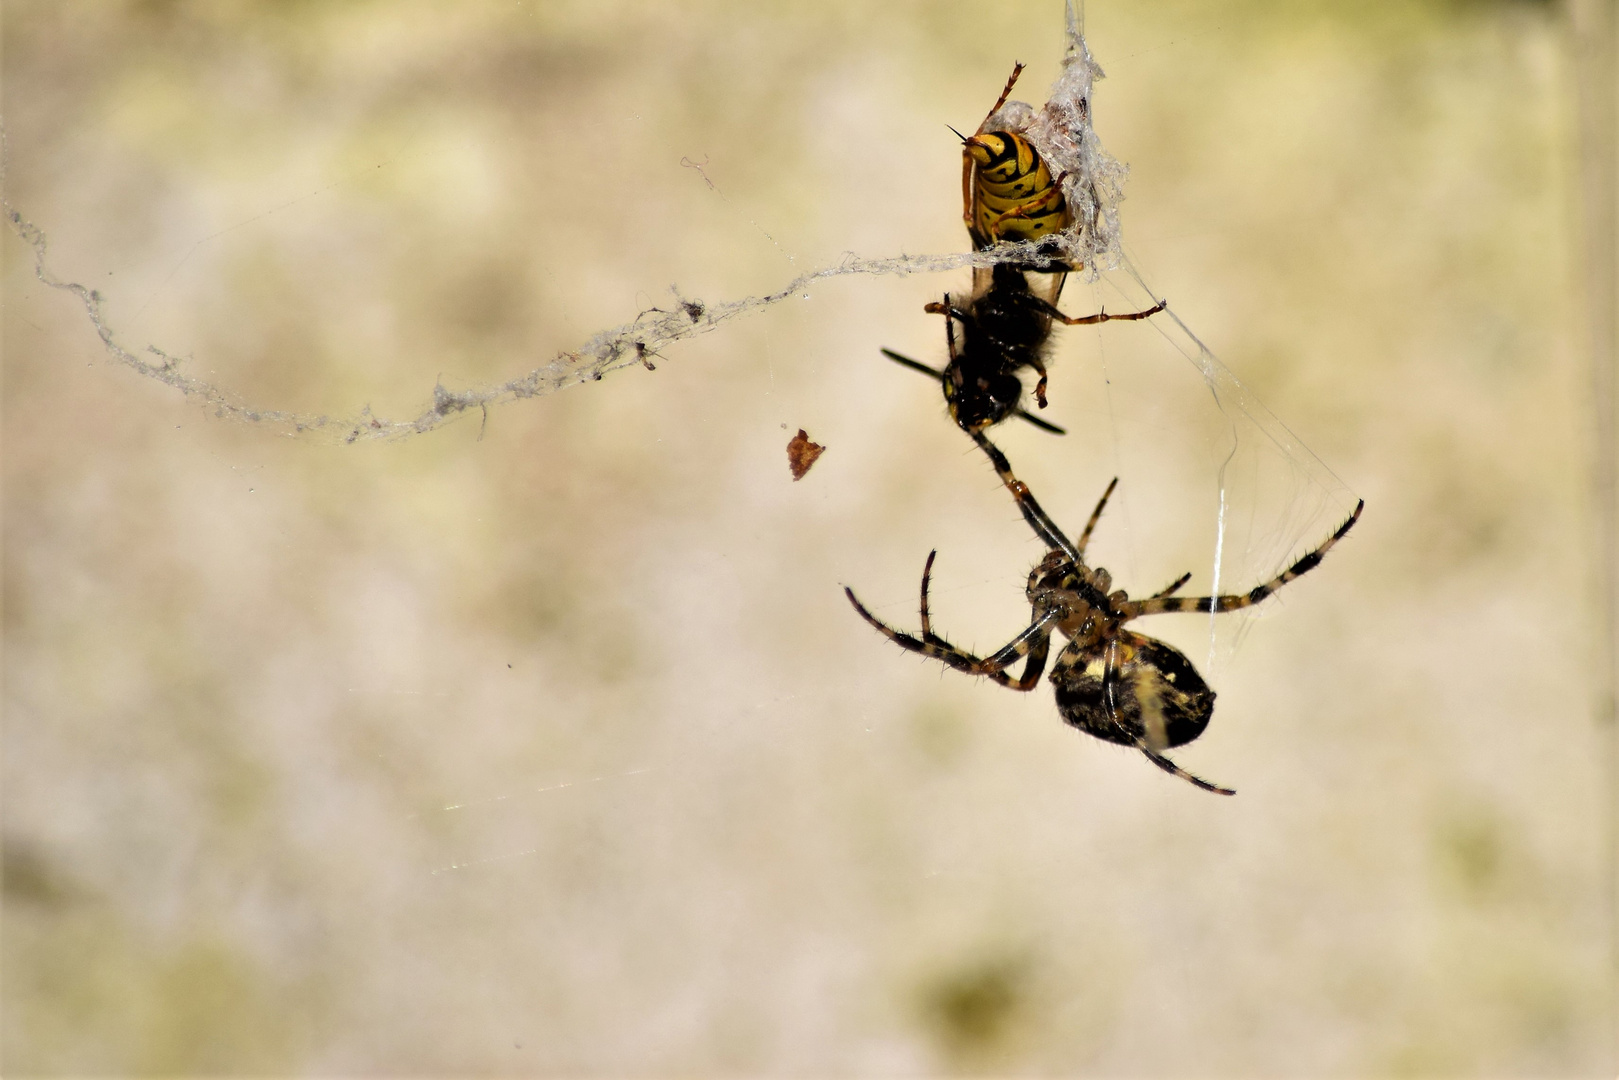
1012;408;1066;436
879;348;944;382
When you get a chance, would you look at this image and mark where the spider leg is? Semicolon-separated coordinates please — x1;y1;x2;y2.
1022;291;1164;327
1095;640;1235;796
844;585;1054;690
1137;743;1236;796
968;430;1080;562
1148;572;1193;600
1100;637;1160;746
918;549;940;642
1075;477;1119;560
981;184;1066;232
967;432;1113;610
1117;500;1364;618
984;617;1053;690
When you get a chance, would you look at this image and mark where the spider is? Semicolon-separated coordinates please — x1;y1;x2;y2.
844;431;1363;794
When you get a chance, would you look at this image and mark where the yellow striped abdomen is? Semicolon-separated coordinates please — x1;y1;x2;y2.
965;131;1069;247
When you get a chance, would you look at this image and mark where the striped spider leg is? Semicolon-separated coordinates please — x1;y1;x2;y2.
967;430;1364;794
845;550;1057;692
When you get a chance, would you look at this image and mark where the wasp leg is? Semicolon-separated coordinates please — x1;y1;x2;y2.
979;62;1025;132
923;299;971;322
1028;295;1166;327
1058;300;1166;326
962;147;977;238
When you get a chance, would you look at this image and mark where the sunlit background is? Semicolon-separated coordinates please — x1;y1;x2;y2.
4;0;1612;1074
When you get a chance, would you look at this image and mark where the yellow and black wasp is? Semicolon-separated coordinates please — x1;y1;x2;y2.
959;62;1069;257
882;64;1162;436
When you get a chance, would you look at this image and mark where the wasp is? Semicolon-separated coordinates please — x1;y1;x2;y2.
880;64;1160;434
845;431;1364;794
882;263;1162;436
960;62;1069;257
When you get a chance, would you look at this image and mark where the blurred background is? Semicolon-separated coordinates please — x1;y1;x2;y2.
4;0;1613;1074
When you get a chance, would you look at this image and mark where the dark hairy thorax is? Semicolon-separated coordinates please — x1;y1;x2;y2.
941;265;1059;430
957;265;1054;374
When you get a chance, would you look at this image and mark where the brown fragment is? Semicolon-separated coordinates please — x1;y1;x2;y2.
786;428;826;481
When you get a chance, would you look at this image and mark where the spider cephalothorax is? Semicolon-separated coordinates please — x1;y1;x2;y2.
844;432;1362;794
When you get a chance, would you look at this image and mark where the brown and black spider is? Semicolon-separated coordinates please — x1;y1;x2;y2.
844;431;1363;794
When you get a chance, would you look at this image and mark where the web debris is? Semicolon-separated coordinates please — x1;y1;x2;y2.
4;2;1137;446
6;200;1010;443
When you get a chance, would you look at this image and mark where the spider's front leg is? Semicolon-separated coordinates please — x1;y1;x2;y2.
968;433;1112;603
968;430;1078;561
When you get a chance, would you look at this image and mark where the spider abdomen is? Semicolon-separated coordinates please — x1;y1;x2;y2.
1052;634;1215;750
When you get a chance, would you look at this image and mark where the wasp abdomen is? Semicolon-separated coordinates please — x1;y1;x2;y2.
965;131;1068;247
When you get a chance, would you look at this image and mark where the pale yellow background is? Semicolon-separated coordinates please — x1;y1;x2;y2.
3;1;1611;1074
